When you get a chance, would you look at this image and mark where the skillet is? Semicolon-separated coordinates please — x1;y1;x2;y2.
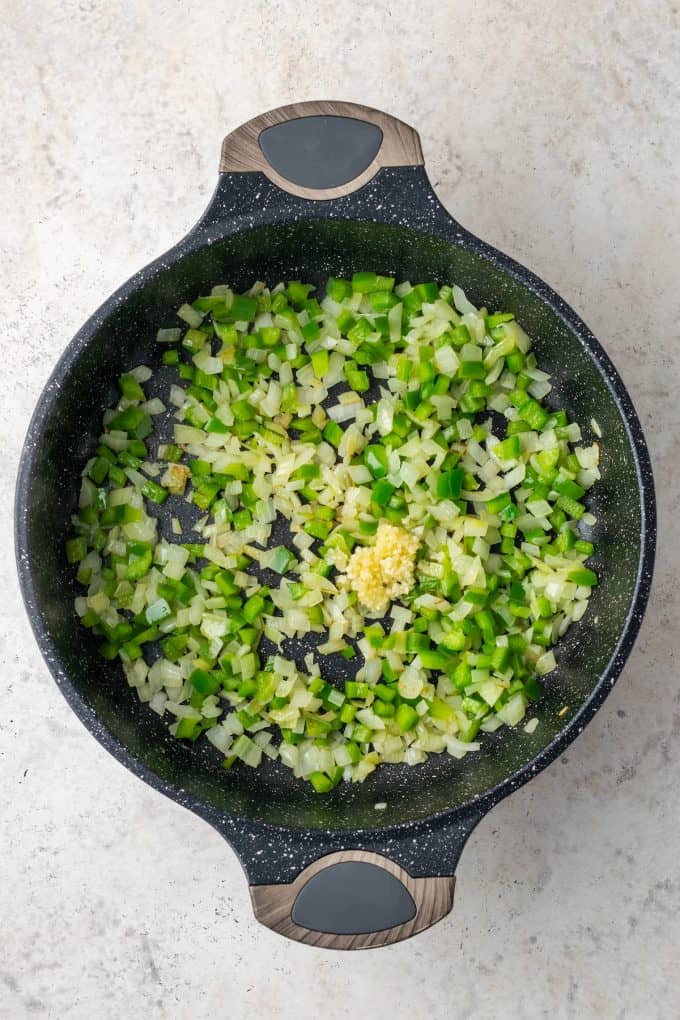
15;101;656;948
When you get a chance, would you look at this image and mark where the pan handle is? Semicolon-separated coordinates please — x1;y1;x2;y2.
249;849;455;950
218;101;424;201
238;808;482;950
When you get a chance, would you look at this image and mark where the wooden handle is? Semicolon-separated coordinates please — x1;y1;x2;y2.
249;850;455;950
219;101;424;201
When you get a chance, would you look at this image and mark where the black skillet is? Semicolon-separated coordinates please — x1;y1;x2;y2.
15;102;656;949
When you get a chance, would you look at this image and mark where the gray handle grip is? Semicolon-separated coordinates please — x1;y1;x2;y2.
219;101;424;200
249;850;455;950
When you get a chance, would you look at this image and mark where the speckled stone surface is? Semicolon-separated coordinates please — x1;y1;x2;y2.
2;1;679;1017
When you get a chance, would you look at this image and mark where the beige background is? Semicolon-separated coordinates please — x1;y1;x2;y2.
2;1;679;1017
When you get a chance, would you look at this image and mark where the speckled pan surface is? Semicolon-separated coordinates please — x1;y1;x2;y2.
15;147;656;888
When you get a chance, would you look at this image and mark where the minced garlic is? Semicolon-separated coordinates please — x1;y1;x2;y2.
344;521;419;614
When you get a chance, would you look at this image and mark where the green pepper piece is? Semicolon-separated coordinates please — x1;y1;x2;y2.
108;405;153;440
66;536;88;564
141;479;168;504
371;478;396;506
118;373;146;402
364;444;389;479
436;468;464;500
396;703;419;732
569;567;598;586
326;277;352;302
190;668;221;695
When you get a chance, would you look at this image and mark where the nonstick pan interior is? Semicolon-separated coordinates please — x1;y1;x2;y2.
20;218;646;831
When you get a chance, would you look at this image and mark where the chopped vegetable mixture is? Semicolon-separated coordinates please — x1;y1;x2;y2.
68;275;600;792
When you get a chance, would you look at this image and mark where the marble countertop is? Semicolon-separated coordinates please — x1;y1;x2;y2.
2;1;679;1017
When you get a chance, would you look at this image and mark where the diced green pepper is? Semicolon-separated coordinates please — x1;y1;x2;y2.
326;277;352;302
322;421;343;448
242;594;265;623
436;468;464;501
495;435;521;460
487;491;512;514
66;537;88;564
141;480;168;504
310;348;329;377
229;294;258;321
118;374;146;402
396;703;419;732
371;478;396;506
191;668;221;695
108;405;153;439
569;567;598;586
364;444;389;479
